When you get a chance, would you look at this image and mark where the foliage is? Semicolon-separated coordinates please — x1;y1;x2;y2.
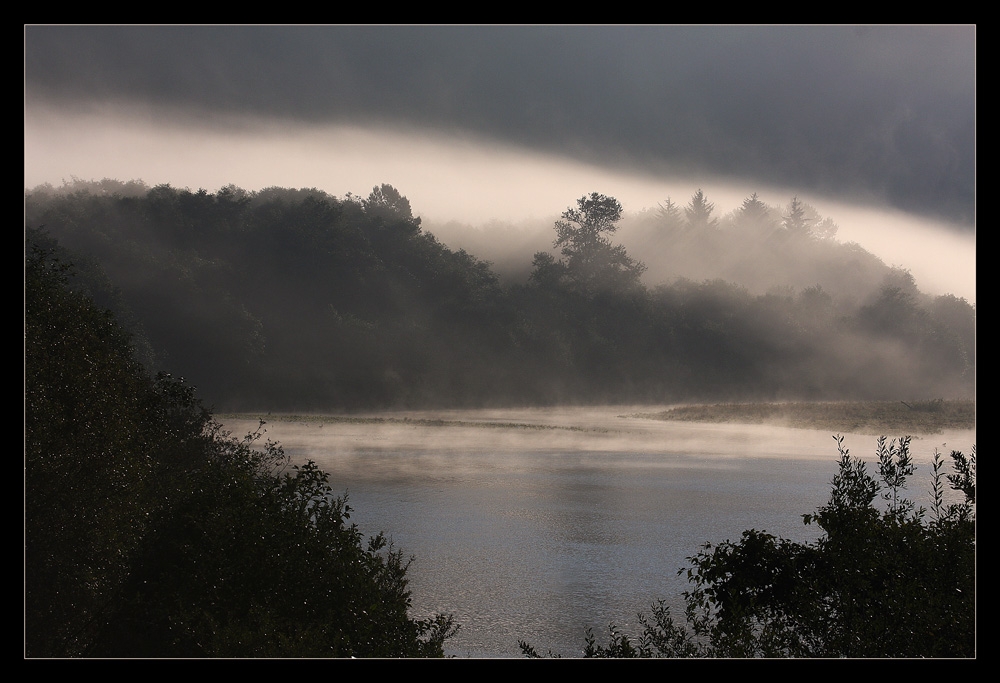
24;180;976;408
24;242;455;657
25;239;208;657
96;428;457;657
655;197;684;232
528;435;975;658
685;188;718;230
783;196;811;237
363;183;417;225
734;192;776;236
546;192;646;295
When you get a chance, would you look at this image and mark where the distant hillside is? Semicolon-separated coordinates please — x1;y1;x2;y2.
25;180;976;410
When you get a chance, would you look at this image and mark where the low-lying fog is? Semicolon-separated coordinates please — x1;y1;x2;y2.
221;407;973;657
226;405;970;468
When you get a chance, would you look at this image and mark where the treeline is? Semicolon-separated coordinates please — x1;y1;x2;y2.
25;242;456;657
24;179;976;410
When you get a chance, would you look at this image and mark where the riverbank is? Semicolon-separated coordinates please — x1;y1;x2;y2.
630;399;976;435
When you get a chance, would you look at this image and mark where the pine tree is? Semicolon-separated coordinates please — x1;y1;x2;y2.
685;189;718;231
783;196;812;237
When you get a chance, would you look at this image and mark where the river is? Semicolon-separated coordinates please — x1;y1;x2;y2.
222;406;973;658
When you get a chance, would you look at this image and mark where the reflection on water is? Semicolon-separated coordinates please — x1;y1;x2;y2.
223;407;970;658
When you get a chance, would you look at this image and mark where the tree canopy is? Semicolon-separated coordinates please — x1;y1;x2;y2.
24;179;976;657
24;180;976;408
24;240;455;657
685;188;718;230
784;196;811;237
545;192;646;295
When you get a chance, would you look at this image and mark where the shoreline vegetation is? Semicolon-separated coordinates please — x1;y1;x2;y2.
630;398;975;435
26;177;976;657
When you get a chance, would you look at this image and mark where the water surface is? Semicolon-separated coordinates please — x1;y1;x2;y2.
223;407;970;658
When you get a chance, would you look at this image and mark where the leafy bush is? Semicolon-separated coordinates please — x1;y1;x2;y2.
25;238;455;657
25;239;202;657
94;425;457;657
525;435;975;658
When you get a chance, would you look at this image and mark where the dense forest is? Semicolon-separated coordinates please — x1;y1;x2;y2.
24;236;976;658
24;179;976;658
24;179;975;411
25;241;457;657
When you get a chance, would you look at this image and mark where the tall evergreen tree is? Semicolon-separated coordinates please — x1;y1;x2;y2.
685;189;718;231
783;196;812;237
736;192;775;234
656;197;685;232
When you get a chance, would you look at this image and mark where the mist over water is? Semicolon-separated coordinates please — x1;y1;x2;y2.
25;26;975;658
224;407;972;657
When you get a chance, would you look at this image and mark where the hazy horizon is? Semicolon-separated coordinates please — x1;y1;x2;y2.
24;25;976;302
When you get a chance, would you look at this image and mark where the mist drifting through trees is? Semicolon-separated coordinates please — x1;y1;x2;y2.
25;24;976;659
24;177;976;658
24;179;975;412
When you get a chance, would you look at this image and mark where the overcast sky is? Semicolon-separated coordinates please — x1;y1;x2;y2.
24;25;976;301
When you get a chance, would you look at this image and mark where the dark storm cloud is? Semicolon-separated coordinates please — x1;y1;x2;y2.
25;25;975;226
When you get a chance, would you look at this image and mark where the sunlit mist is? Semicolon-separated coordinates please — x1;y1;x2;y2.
25;109;974;303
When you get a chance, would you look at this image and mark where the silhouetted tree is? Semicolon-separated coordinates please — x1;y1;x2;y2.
685;189;718;231
736;192;776;235
547;192;646;295
25;240;212;656
363;183;416;223
783;196;811;237
25;237;457;657
655;197;685;233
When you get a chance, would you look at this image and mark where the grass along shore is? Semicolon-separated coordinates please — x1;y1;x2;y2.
215;413;600;432
630;399;975;435
222;399;975;436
